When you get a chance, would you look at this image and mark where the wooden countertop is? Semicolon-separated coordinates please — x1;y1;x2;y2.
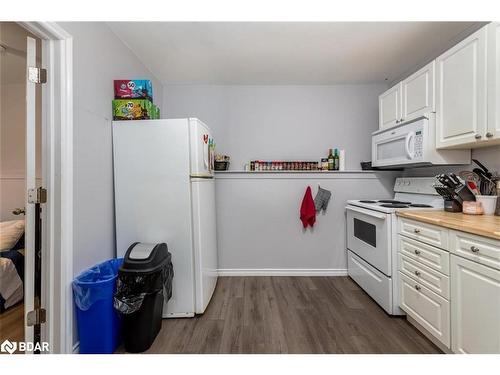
396;210;500;240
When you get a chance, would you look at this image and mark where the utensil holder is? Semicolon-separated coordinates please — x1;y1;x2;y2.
476;195;498;215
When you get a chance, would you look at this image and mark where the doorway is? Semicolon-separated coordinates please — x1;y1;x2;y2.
0;22;43;353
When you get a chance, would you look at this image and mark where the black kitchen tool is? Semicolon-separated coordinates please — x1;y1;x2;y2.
434;185;455;200
454;185;476;204
472;159;492;178
449;173;462;186
444;199;462;212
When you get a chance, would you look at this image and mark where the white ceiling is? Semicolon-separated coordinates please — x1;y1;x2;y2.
108;22;482;85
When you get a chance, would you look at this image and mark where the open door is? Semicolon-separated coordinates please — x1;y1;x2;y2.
25;36;46;353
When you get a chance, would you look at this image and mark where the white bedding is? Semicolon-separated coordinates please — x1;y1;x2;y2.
0;255;24;309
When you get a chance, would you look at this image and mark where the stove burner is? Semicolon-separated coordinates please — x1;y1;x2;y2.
380;203;410;208
409;204;433;208
378;199;411;204
359;200;377;203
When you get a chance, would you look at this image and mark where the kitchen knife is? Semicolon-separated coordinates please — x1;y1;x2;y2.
449;173;462;186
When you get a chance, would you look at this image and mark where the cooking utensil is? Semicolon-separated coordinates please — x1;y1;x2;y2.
437;174;455;189
458;171;480;184
434;185;455;200
472;159;492;178
467;181;479;195
449;173;462;186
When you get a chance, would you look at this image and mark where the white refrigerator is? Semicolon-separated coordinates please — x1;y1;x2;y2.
112;118;218;317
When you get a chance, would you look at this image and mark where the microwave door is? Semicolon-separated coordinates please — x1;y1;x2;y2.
373;132;409;167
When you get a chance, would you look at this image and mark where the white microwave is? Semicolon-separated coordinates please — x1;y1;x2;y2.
372;114;470;168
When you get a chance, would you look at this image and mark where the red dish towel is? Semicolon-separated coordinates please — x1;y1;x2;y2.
300;186;316;228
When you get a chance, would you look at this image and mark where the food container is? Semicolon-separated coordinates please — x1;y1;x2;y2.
475;195;498;215
214;161;230;171
462;201;484;215
114;80;153;101
112;99;154;120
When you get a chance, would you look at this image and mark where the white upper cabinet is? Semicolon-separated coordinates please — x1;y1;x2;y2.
379;62;435;130
435;27;488;149
487;22;500;142
402;61;435;123
379;83;402;129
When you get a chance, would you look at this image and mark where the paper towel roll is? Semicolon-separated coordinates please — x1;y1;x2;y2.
339;149;345;171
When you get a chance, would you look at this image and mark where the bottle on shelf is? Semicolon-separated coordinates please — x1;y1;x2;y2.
334;148;340;171
328;149;334;171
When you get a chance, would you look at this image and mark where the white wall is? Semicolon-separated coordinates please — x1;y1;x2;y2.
57;22;164;276
215;172;399;274
0;22;41;221
163;85;386;170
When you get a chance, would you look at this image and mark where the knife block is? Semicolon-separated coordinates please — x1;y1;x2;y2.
444;199;462;212
454;185;476;204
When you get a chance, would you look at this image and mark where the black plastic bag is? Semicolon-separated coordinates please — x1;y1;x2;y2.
114;259;174;315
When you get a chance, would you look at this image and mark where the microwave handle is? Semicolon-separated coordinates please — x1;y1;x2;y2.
405;132;415;159
346;205;387;220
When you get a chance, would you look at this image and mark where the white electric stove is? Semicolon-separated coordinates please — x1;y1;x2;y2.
346;177;442;315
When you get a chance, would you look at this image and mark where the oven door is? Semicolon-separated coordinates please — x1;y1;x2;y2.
346;205;392;276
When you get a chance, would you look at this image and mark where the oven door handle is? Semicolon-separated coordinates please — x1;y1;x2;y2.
346;205;387;220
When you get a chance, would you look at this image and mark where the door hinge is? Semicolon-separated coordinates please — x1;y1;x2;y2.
27;308;46;326
28;67;47;84
28;187;47;204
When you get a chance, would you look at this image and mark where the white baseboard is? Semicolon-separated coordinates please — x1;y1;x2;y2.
217;268;348;276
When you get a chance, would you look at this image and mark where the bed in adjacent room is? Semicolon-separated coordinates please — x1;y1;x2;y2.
0;220;25;313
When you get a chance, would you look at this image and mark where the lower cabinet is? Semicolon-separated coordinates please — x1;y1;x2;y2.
399;272;450;347
451;255;500;354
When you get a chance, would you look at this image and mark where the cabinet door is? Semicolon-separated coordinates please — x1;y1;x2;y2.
436;27;487;148
451;255;500;354
379;83;402;129
487;22;500;142
399;272;450;347
402;61;435;122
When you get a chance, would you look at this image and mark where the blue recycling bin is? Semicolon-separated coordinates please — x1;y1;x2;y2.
73;258;123;354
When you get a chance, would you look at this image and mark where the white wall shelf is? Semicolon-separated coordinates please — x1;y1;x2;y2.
214;170;401;180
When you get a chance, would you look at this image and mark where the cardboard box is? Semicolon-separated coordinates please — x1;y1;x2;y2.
114;80;153;101
112;99;154;120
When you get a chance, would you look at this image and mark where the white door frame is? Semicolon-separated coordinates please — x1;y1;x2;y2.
19;22;74;354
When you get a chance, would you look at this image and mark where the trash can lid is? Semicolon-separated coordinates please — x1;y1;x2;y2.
129;243;156;260
121;242;170;274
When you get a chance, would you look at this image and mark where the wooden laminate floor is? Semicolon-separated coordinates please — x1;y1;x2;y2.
132;277;441;354
0;303;24;354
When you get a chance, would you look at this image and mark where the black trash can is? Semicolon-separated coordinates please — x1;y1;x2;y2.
113;242;174;353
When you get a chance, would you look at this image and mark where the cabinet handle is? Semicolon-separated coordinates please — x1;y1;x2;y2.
486;132;493;138
413;228;420;234
415;285;421;291
414;270;421;277
475;134;482;139
470;246;480;253
400;118;404;123
414;249;421;255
